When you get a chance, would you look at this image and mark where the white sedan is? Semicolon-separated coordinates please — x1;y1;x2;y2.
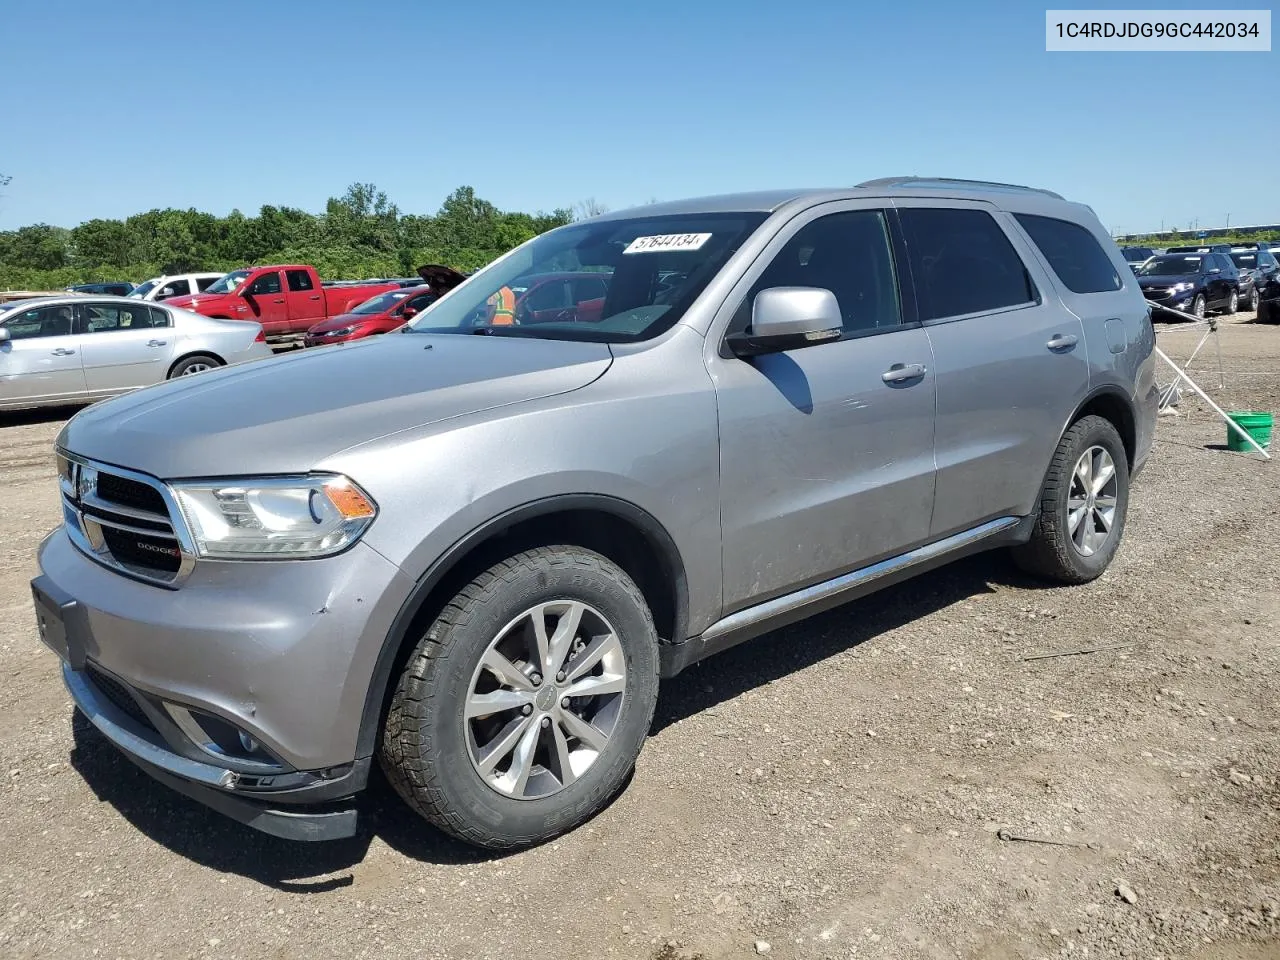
0;295;274;412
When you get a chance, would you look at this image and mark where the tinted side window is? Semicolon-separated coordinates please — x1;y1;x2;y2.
249;272;283;295
148;306;171;328
2;306;72;340
82;303;160;333
525;281;572;311
572;277;608;302
196;276;220;292
738;209;903;335
1262;253;1278;268
1015;214;1122;294
899;208;1036;321
406;293;435;311
159;278;190;298
286;269;314;292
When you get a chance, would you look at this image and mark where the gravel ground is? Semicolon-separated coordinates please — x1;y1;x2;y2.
1;315;1278;960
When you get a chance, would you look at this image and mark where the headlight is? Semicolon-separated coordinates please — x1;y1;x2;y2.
170;474;377;559
1171;282;1194;293
327;326;357;337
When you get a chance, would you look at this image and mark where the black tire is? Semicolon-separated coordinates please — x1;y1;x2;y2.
1258;300;1276;324
1191;294;1207;319
1012;415;1130;585
380;546;660;851
168;354;223;378
1225;289;1239;315
1248;288;1260;313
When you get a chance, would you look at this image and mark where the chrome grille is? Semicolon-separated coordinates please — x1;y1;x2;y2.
57;452;193;588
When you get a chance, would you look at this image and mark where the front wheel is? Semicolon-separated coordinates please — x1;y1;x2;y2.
1192;294;1207;319
1248;288;1260;312
1012;415;1130;584
380;546;660;850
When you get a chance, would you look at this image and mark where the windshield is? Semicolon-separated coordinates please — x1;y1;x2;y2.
405;212;767;342
352;290;413;314
128;279;160;299
1139;256;1203;276
1230;253;1257;269
204;270;248;294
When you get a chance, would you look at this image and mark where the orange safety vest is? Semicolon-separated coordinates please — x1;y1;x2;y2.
488;286;516;325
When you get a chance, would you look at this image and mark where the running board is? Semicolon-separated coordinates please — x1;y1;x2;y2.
659;516;1026;677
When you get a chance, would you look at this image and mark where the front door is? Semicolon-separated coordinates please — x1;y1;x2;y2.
710;206;938;613
894;202;1089;538
76;301;177;394
0;304;87;408
244;269;289;335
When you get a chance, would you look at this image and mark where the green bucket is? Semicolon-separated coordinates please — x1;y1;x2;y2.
1226;411;1273;452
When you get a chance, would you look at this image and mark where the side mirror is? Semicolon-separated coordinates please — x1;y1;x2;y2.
401;306;418;320
1209;267;1222;274
0;327;9;343
725;287;843;358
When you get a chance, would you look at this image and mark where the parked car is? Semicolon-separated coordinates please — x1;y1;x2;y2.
0;295;272;411
128;273;226;302
32;178;1156;850
1230;241;1277;253
164;265;404;341
1228;250;1278;312
1257;267;1280;323
1119;246;1155;271
67;282;135;297
303;286;440;347
1164;244;1232;254
1136;252;1242;317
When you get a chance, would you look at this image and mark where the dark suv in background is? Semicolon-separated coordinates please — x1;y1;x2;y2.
1228;249;1277;313
1119;246;1155;271
1137;252;1242;318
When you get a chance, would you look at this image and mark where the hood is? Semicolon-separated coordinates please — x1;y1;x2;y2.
1137;273;1196;286
308;311;377;334
166;292;234;311
59;333;613;478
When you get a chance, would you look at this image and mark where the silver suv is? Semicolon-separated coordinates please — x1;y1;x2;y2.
32;178;1158;850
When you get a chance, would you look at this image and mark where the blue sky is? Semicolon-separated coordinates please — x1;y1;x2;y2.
1;0;1275;235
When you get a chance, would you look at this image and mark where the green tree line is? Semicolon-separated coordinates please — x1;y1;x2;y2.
0;183;575;290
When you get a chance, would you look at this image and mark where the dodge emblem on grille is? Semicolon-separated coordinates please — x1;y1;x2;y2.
135;540;181;558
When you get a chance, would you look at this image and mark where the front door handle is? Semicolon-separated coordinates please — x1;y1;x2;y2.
309;295;321;301
881;362;927;384
1046;333;1079;351
51;348;76;356
147;339;167;347
272;298;285;304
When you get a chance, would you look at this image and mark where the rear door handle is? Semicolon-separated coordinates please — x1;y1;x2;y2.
1046;333;1079;351
51;348;76;356
881;362;927;384
147;339;167;347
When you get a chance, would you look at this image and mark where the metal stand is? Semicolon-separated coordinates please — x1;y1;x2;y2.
1151;305;1270;460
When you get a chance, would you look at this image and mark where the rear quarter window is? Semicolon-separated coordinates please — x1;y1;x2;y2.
1015;214;1123;294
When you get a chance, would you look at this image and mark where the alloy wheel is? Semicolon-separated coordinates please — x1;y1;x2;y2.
1229;290;1238;313
180;362;212;375
1067;445;1119;558
465;600;627;800
1193;296;1206;318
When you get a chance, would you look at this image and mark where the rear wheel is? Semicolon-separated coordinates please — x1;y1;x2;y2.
168;354;222;378
380;546;660;850
1012;415;1130;584
1247;287;1260;312
1225;289;1239;315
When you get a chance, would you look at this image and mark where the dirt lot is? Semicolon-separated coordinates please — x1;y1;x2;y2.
2;316;1278;960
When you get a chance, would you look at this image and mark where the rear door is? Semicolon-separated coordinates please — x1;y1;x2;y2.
243;269;289;334
285;268;324;329
0;305;86;408
77;301;177;394
895;202;1089;538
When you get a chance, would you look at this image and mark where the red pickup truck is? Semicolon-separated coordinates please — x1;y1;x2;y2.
165;265;409;341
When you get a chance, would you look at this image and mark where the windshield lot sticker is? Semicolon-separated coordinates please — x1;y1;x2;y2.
624;233;712;254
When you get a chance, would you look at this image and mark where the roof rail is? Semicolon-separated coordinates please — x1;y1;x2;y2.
855;176;1065;201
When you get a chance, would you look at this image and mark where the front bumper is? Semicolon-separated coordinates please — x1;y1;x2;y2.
60;657;363;840
34;526;416;840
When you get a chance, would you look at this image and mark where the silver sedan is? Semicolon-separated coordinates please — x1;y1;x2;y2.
0;295;274;412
